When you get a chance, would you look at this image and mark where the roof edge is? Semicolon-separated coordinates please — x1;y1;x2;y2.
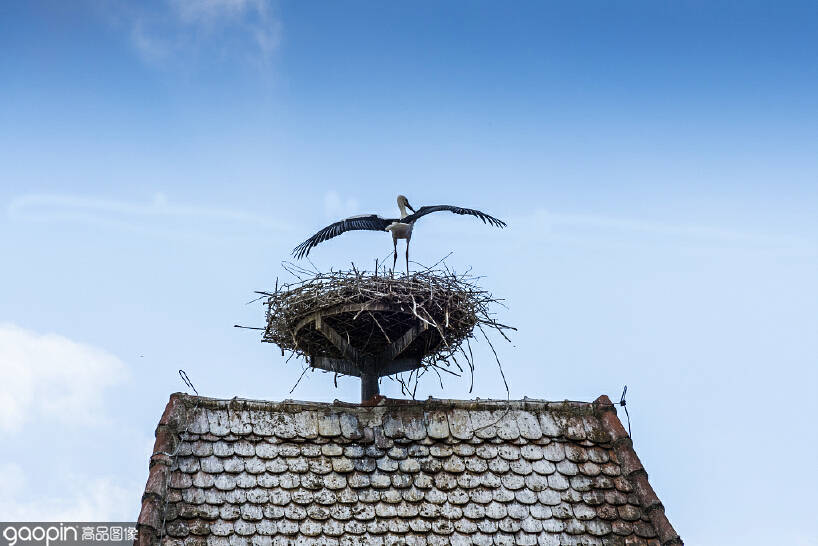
594;395;683;546
136;393;187;546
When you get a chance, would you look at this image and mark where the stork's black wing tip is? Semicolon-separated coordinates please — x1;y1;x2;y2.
292;242;311;259
486;215;506;228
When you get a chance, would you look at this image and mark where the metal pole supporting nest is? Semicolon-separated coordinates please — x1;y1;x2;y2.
360;367;379;401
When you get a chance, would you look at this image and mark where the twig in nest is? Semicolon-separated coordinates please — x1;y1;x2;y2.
477;322;509;395
289;365;311;393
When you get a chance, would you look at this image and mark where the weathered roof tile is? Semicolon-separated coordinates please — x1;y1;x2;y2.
536;411;561;437
401;412;427;441
556;460;579;476
337;413;361;440
425;410;449;439
192;472;215;488
226;410;251;435
187;409;210;435
446;409;473;440
541;443;565;463
496;413;521;440
515;411;542;440
381;412;403;439
531;459;556;475
292;411;319;439
465;410;494;439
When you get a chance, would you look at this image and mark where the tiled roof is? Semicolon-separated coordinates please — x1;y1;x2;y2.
137;394;681;546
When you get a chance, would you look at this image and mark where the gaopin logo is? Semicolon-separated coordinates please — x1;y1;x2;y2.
0;524;137;546
2;524;78;546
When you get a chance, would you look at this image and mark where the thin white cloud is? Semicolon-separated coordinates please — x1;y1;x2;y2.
0;463;140;521
0;324;129;433
129;19;170;64
6;193;290;238
529;209;816;251
114;0;281;67
426;207;815;254
171;0;266;23
323;190;360;220
530;210;768;242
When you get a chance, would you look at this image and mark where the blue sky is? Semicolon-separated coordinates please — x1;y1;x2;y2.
1;1;817;544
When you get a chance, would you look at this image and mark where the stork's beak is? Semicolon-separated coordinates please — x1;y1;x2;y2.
405;201;415;213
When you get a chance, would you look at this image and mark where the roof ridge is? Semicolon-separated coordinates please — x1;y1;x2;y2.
168;392;602;413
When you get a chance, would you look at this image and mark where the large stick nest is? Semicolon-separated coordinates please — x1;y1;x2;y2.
258;262;514;394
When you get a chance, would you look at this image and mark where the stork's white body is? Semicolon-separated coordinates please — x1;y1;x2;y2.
386;222;413;240
386;198;414;273
385;200;413;239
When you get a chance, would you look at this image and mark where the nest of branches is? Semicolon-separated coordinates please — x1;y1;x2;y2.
257;262;514;394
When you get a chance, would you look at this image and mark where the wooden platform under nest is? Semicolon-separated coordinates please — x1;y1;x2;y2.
291;302;436;376
259;265;513;401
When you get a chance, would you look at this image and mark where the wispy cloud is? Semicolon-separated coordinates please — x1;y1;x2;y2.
171;0;268;24
7;193;290;239
101;0;281;68
0;463;141;521
0;324;129;433
527;210;774;242
129;19;170;65
322;190;360;220
526;209;817;252
428;207;815;255
0;325;148;520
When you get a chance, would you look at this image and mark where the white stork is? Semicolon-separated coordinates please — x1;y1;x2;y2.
292;195;506;274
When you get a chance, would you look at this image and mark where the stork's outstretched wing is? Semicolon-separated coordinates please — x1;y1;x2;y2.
403;205;507;228
292;215;394;258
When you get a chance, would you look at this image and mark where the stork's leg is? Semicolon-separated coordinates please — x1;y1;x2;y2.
392;237;398;276
405;239;410;276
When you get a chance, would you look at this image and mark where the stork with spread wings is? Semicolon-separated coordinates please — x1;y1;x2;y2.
293;195;506;274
